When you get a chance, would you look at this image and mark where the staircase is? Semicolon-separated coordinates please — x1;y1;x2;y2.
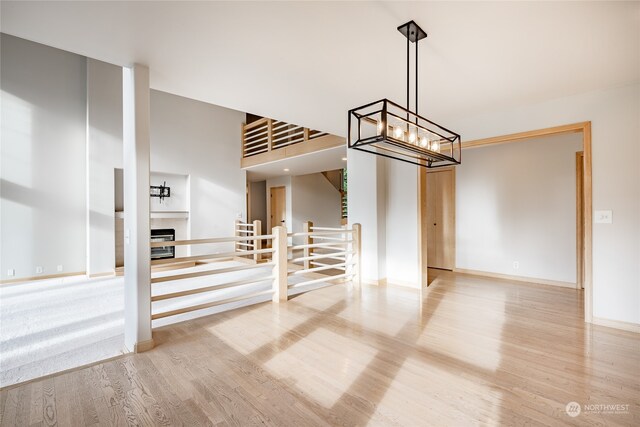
322;169;347;222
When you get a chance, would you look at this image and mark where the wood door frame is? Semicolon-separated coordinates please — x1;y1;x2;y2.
576;151;585;290
425;167;456;271
419;121;593;323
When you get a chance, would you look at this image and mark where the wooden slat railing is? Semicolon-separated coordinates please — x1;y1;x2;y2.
150;232;275;321
235;219;263;262
287;222;361;292
149;221;360;323
242;117;328;159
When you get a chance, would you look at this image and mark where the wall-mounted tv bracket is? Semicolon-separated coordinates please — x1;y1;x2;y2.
150;181;171;203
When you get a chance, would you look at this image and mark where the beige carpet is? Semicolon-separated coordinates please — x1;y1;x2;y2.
0;260;330;387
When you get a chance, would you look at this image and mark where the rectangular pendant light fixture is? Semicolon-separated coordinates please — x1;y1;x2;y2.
347;21;462;168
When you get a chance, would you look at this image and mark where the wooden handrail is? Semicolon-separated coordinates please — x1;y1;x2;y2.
290;241;349;250
151;234;273;248
288;273;354;289
151;248;274;266
152;289;273;320
152;276;273;302
291;251;353;264
289;230;354;237
151;262;274;284
243;117;269;132
289;262;349;276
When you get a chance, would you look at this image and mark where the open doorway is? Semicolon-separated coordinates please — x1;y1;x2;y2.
419;122;593;321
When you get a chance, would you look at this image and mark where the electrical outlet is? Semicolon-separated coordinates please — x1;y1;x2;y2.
594;210;613;224
36;266;44;274
7;269;15;277
57;265;63;272
513;261;520;270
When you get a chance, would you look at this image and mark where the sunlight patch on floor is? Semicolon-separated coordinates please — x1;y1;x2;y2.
374;356;504;426
264;327;377;408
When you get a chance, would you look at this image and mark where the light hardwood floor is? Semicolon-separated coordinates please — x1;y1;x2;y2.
1;270;638;426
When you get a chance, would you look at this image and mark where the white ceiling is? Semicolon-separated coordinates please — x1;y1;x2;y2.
2;1;639;139
246;146;347;181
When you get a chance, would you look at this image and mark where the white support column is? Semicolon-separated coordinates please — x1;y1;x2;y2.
123;64;153;353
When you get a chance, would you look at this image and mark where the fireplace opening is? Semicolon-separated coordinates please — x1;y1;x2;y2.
151;229;175;260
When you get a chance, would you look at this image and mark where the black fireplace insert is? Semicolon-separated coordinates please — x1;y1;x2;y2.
150;229;175;260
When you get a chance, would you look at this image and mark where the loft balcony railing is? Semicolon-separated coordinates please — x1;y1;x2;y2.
241;117;344;168
243;118;328;157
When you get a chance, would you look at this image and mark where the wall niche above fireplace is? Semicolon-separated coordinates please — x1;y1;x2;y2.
114;169;191;267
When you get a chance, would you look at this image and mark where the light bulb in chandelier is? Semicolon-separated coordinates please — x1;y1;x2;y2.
408;132;416;143
393;126;403;139
377;121;383;135
419;136;429;148
431;141;440;152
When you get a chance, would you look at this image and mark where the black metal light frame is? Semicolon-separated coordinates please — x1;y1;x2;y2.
348;21;461;168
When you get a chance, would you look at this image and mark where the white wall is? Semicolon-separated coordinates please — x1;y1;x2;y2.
456;133;583;284
149;90;246;256
1;34;87;280
291;173;342;244
347;150;388;284
249;181;267;234
149;171;189;213
1;36;248;278
265;176;292;232
448;83;640;325
87;58;122;276
385;160;420;287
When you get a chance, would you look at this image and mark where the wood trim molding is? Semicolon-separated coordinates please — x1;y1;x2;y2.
461;122;590;149
575;151;585;290
241;134;345;168
0;271;86;285
591;317;640;334
133;338;155;353
454;268;577;289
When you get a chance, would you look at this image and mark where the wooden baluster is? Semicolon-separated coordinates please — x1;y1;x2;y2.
303;221;313;270
352;223;361;290
253;220;262;263
267;118;273;152
235;219;241;253
272;225;288;303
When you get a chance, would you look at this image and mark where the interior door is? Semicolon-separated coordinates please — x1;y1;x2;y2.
270;186;286;228
426;169;455;270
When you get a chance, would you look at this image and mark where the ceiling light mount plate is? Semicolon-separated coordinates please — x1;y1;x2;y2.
397;20;427;43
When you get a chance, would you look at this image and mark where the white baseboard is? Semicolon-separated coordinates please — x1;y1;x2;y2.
453;268;577;289
0;271;86;285
591;317;640;333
